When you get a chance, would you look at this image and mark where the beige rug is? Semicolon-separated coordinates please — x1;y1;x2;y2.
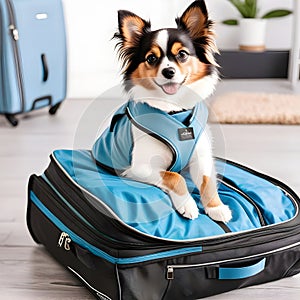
209;92;300;124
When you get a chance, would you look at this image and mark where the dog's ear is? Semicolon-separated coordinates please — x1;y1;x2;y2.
176;0;218;65
117;10;151;48
176;0;209;40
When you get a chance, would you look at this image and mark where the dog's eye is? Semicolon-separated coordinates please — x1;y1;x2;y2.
176;50;189;62
146;54;158;65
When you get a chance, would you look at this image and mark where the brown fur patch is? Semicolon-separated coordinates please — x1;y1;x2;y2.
171;42;185;56
122;16;146;48
130;45;162;87
160;171;188;196
146;46;161;62
130;63;157;90
181;7;206;39
200;175;222;207
183;57;208;85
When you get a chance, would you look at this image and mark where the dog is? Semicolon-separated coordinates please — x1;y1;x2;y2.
92;0;232;222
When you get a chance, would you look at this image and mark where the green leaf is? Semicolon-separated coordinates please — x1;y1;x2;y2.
229;0;252;18
245;0;256;6
262;9;292;19
245;0;258;18
222;19;239;25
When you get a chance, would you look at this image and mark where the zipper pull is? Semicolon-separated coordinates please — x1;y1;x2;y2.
58;232;66;247
64;236;71;251
166;266;174;280
9;24;19;41
57;232;71;251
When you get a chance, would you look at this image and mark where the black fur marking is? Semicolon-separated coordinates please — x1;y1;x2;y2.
166;29;196;60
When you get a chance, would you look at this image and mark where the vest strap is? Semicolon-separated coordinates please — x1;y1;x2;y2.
126;101;208;172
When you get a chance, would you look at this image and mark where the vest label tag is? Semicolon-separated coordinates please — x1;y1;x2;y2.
178;127;195;141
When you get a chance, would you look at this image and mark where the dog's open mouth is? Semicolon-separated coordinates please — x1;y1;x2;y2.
160;83;181;95
153;80;184;95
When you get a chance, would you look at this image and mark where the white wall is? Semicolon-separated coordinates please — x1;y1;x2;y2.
62;0;294;98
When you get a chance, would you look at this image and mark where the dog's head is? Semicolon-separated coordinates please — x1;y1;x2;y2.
114;0;219;109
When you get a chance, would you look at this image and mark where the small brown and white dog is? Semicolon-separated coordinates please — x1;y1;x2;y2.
93;0;232;222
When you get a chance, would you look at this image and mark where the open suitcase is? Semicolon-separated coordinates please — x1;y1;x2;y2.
0;0;67;126
27;149;300;300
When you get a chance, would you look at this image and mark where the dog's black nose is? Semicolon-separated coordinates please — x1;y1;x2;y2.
162;67;176;79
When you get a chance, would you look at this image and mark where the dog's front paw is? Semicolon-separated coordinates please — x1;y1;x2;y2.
205;205;232;223
177;197;199;220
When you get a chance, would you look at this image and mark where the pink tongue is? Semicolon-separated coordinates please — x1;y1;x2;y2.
162;83;180;95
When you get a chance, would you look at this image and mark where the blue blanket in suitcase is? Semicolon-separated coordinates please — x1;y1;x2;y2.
50;149;296;241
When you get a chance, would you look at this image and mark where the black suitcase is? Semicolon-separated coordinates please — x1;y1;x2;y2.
27;149;300;300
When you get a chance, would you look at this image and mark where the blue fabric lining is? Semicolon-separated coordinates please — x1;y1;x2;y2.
215;160;296;225
49;150;296;241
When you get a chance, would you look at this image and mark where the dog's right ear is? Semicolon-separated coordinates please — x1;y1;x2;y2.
116;10;151;48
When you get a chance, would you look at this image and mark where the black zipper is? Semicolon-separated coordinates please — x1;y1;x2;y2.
5;0;25;112
218;176;267;226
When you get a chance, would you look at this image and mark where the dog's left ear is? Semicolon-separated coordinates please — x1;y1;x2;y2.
176;0;218;65
117;10;151;48
176;0;210;40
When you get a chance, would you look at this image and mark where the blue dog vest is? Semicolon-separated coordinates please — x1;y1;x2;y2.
92;100;208;173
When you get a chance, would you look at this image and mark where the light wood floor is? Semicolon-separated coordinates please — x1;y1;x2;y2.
1;98;300;299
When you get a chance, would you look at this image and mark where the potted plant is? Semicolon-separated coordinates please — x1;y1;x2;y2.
223;0;292;51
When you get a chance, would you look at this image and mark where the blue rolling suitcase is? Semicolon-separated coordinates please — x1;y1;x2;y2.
27;149;300;299
0;0;67;126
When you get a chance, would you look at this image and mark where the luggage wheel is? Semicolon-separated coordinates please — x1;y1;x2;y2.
5;114;18;127
49;102;61;115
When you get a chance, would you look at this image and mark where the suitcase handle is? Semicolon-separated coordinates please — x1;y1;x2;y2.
207;258;266;280
41;54;49;82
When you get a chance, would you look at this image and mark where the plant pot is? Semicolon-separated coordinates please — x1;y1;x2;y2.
239;19;267;52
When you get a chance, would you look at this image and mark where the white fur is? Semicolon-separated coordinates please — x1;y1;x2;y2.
186;70;219;102
173;192;199;220
155;30;168;54
205;205;232;223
